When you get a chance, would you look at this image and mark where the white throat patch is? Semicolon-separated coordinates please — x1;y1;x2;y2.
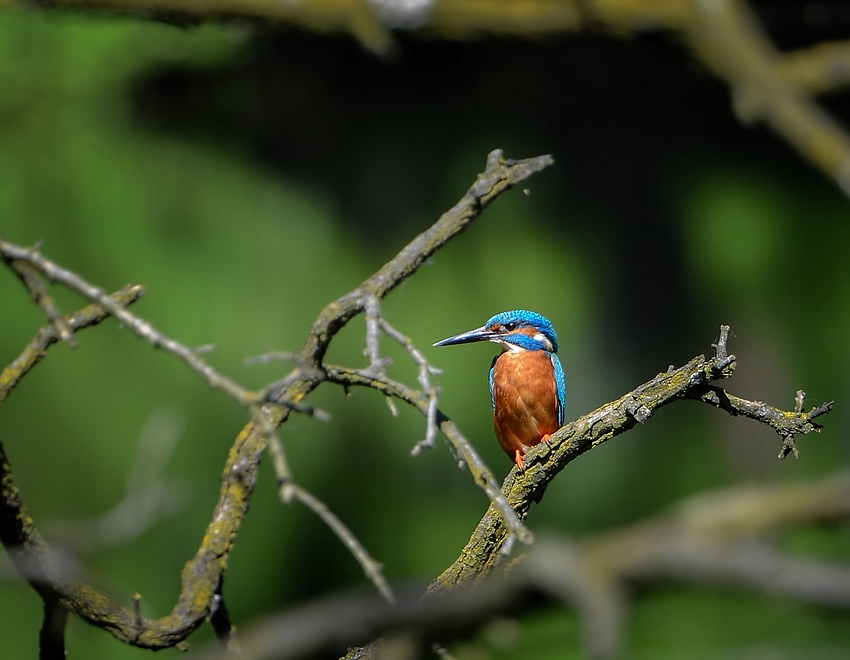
534;333;554;352
492;338;524;353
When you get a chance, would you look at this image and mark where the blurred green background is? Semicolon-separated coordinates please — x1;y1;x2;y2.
1;6;849;658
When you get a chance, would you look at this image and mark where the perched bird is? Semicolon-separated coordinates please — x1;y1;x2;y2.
434;310;565;471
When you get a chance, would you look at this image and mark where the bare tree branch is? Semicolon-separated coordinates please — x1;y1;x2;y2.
3;1;850;196
265;432;394;604
39;599;69;660
290;482;395;605
2;258;76;348
187;473;850;660
190;473;850;660
1;150;833;658
376;316;443;455
326;364;531;545
0;150;553;650
0;235;271;410
297;150;554;369
427;326;832;594
0;283;146;407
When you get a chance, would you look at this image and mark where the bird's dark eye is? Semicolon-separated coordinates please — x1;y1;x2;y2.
504;322;518;331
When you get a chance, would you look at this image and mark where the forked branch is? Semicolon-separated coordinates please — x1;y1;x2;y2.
0;150;553;652
427;325;833;594
194;473;850;660
0;153;832;658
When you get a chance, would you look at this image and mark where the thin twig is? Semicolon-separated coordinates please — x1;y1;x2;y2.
265;434;393;603
0;235;258;405
289;483;395;605
411;389;441;456
245;351;298;366
0;284;146;407
4;258;76;347
377;317;443;455
694;387;832;455
377;318;442;391
0;151;557;650
325;365;531;546
362;295;389;375
266;434;295;503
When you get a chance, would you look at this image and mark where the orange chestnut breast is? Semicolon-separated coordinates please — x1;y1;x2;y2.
491;349;559;470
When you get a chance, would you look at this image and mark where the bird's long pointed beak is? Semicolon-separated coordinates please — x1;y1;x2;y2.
433;325;495;347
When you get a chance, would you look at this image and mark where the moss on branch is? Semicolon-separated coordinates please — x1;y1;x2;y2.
427;329;832;594
0;150;552;651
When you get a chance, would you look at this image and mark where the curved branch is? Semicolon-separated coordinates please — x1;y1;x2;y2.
299;150;554;369
326;365;529;544
190;474;850;660
4;0;850;197
428;327;832;594
0;150;552;649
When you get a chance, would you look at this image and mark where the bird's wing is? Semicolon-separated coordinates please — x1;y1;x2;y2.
551;352;566;426
489;355;498;411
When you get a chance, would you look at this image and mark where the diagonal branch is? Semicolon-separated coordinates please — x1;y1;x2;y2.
192;473;850;660
0;150;553;650
2;258;77;348
0;284;146;407
326;365;530;545
0;235;267;410
265;433;394;604
427;326;832;594
298;150;554;369
289;481;395;605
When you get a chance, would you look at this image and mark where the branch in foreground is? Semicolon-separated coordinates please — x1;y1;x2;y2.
9;0;850;199
190;473;850;660
0;150;553;651
527;471;850;659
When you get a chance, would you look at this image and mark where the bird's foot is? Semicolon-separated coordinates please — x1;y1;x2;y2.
514;449;526;473
541;433;552;446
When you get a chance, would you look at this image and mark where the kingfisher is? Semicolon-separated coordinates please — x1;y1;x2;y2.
434;310;565;472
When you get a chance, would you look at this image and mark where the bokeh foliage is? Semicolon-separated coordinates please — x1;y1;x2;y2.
0;8;848;657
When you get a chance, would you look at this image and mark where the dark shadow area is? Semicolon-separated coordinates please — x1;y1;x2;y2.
131;26;845;373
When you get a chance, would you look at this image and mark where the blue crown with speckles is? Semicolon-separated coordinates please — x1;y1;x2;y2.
486;310;559;353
